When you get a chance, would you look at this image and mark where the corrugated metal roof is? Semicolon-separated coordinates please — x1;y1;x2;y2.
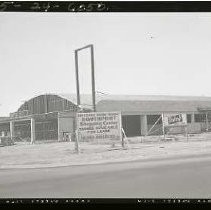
58;93;211;113
59;93;211;103
12;93;211;114
96;100;211;113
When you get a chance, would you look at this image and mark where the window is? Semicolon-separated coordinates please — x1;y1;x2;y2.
186;114;192;123
194;114;206;123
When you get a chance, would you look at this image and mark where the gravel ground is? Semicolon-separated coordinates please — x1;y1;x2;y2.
1;132;211;169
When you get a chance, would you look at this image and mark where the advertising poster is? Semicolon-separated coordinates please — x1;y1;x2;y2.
77;112;122;141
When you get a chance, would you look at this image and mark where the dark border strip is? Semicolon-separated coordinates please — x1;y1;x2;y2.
0;198;211;204
1;1;211;12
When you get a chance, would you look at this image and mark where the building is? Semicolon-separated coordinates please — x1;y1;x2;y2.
1;94;211;142
0;94;80;143
96;95;211;137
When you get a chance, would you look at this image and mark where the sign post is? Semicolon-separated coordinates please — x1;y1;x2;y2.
121;128;125;148
73;115;79;153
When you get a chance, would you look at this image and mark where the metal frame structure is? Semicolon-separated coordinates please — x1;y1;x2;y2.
74;44;96;112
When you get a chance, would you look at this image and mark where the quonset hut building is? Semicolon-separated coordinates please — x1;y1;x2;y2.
0;94;81;143
1;94;211;142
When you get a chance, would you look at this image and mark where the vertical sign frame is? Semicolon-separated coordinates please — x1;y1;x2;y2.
74;44;96;112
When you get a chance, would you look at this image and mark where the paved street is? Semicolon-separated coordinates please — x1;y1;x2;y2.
1;153;211;198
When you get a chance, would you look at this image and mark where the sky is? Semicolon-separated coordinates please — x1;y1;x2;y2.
1;12;211;116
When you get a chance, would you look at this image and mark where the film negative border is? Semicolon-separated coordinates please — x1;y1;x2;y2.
0;198;211;204
1;1;211;12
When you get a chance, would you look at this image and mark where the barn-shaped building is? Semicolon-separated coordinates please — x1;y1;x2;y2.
0;94;83;143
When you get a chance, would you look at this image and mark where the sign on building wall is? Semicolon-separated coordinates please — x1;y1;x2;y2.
162;113;187;127
77;112;122;142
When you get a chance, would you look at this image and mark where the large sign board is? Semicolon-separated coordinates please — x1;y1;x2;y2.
77;112;122;142
162;113;187;127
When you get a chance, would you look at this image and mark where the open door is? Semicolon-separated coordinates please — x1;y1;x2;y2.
122;115;141;137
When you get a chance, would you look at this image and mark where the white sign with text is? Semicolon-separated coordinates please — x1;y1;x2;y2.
162;113;187;127
77;112;122;142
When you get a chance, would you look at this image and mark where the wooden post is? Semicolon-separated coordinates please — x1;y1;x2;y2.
9;121;14;140
75;50;81;106
57;113;60;142
162;113;165;140
90;45;96;112
121;128;125;148
75;44;96;112
140;115;148;136
31;118;35;144
206;112;209;132
75;129;79;153
121;128;126;148
119;113;125;148
74;116;79;153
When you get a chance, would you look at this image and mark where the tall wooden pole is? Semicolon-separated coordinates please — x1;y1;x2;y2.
75;50;80;106
90;45;96;112
74;44;96;153
75;44;96;112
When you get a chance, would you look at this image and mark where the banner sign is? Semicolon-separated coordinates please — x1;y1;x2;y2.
77;112;122;141
162;113;187;127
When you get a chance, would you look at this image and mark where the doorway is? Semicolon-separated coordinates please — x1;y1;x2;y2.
122;115;141;137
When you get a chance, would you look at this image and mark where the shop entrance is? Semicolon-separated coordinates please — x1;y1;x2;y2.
122;115;141;137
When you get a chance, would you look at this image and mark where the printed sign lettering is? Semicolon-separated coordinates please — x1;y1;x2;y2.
162;113;187;126
77;112;122;141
